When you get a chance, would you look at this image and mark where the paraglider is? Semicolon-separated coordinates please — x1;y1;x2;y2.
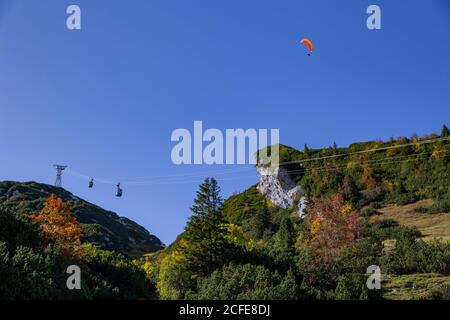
116;183;123;197
300;38;314;56
88;178;94;188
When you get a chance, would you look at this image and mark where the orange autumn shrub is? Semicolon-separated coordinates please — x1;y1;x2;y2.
32;194;84;258
305;194;365;264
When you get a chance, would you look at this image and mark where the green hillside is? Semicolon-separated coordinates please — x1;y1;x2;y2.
207;127;450;242
1;127;449;300
148;126;450;300
0;181;163;257
278;128;449;210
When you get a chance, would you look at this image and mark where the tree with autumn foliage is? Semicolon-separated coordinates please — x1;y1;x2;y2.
298;194;365;286
304;194;364;262
32;194;84;258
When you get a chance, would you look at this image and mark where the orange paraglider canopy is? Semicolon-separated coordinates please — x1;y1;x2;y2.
300;38;314;54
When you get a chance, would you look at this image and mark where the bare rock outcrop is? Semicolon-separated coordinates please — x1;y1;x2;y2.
256;165;307;218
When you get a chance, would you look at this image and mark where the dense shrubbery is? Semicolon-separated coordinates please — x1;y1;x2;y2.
332;274;380;300
416;197;450;214
381;234;450;275
0;196;156;300
0;208;42;251
188;263;318;300
152;179;385;299
0;242;70;299
2;127;449;300
151;127;450;300
430;285;450;300
360;205;377;217
368;219;421;241
287;127;450;211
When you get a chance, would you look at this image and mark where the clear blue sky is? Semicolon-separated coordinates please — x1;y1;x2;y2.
0;0;449;244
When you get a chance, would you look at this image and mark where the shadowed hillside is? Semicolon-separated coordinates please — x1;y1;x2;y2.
0;181;164;257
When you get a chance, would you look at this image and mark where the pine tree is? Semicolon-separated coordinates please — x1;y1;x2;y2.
190;177;223;219
274;218;295;249
340;175;361;205
441;125;449;138
252;202;272;239
184;178;230;276
270;218;295;270
439;125;449;149
304;144;310;157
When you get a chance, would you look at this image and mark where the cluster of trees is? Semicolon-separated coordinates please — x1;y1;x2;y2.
1;126;448;300
150;179;372;299
149;126;450;300
0;181;164;257
150;176;449;300
0;195;155;299
297;126;450;213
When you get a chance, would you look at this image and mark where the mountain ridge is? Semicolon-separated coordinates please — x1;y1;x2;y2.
151;127;450;266
0;180;164;258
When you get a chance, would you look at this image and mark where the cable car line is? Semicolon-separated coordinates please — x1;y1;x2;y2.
63;136;449;196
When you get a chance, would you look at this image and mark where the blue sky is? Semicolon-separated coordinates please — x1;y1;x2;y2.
0;0;449;244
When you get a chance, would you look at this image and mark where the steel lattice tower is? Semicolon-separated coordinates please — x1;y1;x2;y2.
54;165;67;187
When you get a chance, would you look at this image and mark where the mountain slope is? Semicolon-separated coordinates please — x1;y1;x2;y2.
375;200;450;241
0;181;164;257
145;128;450;300
154;129;450;256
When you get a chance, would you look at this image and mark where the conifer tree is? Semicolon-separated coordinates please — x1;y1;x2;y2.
184;178;230;276
304;144;310;157
270;217;295;270
253;202;272;239
441;125;449;138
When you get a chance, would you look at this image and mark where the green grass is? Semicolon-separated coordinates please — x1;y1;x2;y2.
383;273;450;300
374;200;450;241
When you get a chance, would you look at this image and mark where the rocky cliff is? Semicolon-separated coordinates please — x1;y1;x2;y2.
256;165;307;218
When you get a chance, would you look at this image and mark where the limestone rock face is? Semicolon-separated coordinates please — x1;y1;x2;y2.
256;165;307;217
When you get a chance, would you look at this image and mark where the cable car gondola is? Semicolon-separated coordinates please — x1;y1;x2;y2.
116;183;123;197
88;178;94;188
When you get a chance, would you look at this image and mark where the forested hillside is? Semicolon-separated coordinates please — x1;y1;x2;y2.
0;181;164;299
0;181;163;257
0;194;158;299
147;126;450;300
1;126;449;300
